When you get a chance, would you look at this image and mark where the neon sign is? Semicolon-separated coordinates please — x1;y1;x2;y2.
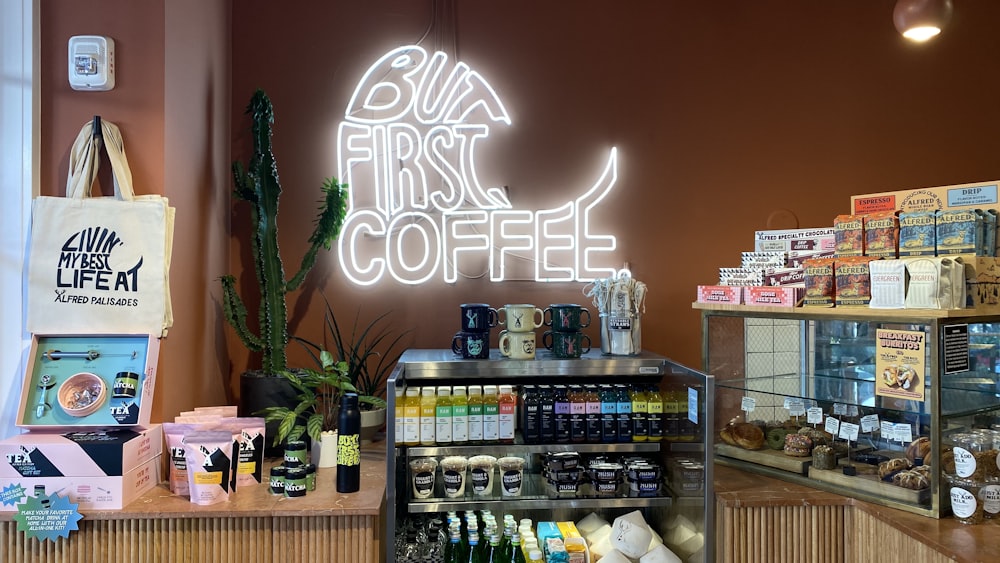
337;45;619;285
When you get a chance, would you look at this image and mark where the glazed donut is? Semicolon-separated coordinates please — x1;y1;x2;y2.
798;427;832;446
878;458;911;480
766;428;789;450
784;433;813;457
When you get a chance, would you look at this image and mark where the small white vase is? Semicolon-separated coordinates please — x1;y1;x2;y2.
313;430;339;468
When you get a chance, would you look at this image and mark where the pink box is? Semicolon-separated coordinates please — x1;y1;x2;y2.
743;286;805;307
697;285;743;304
0;456;160;511
0;425;161;478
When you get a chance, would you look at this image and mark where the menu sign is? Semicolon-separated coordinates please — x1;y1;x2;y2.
875;328;926;402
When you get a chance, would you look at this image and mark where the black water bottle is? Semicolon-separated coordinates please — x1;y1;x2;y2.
337;392;361;493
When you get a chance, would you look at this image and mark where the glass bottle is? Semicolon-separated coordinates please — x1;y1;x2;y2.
452;385;469;443
631;383;648;442
553;384;571;443
521;385;539;444
511;532;526;563
444;524;463;563
483;385;500;444
569;386;587;443
486;532;501;563
600;384;618;443
663;386;680;441
498;385;517;444
647;384;664;442
436;386;453;445
585;385;602;443
420;386;438;446
616;383;633;442
538;385;555;443
402;387;421;446
468;385;484;444
467;529;483;563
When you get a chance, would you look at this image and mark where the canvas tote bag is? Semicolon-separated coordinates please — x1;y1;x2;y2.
26;118;175;336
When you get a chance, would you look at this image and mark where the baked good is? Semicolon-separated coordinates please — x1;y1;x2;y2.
878;457;911;480
720;425;737;446
784;433;813;457
797;427;832;446
892;469;930;490
905;437;931;464
812;445;837;470
766;428;789;450
732;423;765;450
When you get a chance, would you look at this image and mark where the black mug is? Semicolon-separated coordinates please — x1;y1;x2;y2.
544;304;592;332
452;331;490;359
460;303;499;332
543;330;592;359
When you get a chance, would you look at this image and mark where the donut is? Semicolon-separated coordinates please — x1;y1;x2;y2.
766;428;789;450
784;433;813;457
798;427;832;446
878;458;911;480
733;423;765;450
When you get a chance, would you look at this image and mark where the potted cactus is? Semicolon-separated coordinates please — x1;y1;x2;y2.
221;89;348;447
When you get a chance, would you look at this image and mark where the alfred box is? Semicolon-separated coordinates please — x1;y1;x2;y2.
17;334;159;429
0;425;162;478
0;456;161;511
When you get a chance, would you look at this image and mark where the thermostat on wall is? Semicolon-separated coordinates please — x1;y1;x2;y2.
68;35;115;91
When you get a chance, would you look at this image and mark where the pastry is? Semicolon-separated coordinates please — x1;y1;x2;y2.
784;433;813;457
941;449;956;474
892;469;930;490
812;445;837;470
878;457;911;480
797;427;832;446
766;428;790;450
905;436;931;464
733;423;765;450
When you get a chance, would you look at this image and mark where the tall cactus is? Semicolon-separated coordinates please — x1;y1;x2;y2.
221;89;347;375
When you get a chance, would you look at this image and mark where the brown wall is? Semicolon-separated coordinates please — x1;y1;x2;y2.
39;1;1000;420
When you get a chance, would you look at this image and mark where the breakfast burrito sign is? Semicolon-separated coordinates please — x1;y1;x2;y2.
875;328;927;402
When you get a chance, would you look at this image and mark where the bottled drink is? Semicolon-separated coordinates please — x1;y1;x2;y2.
444;524;463;563
663;387;680;441
420;387;437;445
521;385;539;444
511;532;526;563
498;385;517;444
402;387;421;446
600;384;618;443
436;386;453;445
483;385;500;443
569;386;587;443
647;384;664;442
538;385;555;442
452;385;469;443
468;385;484;443
394;386;404;446
616;383;633;442
486;532;501;563
553;384;571;443
499;517;515;562
631;383;648;442
528;549;544;561
585;385;602;443
336;392;361;493
467;529;483;563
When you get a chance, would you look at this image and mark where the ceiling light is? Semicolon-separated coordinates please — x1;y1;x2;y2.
893;0;953;42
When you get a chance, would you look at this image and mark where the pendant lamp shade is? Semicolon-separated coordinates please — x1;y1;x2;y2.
893;0;953;41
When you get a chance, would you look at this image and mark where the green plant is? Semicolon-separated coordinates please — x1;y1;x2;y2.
220;89;348;376
259;350;354;445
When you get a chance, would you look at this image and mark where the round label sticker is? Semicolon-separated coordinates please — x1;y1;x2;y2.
954;447;977;478
471;468;490;493
413;471;434;497
951;486;978;518
980;484;1000;516
443;470;464;495
502;470;522;495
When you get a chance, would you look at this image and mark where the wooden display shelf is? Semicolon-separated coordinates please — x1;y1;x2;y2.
714;443;812;475
808;465;930;505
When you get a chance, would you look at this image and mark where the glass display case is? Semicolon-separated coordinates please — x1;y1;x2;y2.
385;349;715;562
696;303;1000;518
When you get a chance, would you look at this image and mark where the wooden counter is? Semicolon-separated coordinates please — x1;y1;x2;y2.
0;449;386;563
716;464;1000;563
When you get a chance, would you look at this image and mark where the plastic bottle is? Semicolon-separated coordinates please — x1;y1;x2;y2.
336;392;361;493
585;385;602;443
394;386;404;446
436;386;453;445
452;385;469;443
420;387;437;446
569;386;587;443
467;385;484;444
521;385;539;444
483;385;500;443
615;383;633;442
647;384;664;442
553;384;570;443
631;383;648;442
527;549;543;562
664;387;680;441
498;385;517;444
599;384;618;443
403;387;420;446
538;385;555;443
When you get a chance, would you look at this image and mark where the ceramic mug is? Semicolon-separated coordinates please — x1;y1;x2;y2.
544;304;592;332
498;304;543;332
543;330;592;359
460;303;499;332
499;330;536;360
452;331;490;359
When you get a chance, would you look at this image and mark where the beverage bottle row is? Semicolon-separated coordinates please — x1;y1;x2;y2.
394;382;697;446
396;510;544;563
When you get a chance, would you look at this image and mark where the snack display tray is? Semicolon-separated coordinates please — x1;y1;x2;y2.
808;465;930;505
715;444;812;475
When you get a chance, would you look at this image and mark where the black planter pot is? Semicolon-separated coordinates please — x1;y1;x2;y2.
239;372;299;458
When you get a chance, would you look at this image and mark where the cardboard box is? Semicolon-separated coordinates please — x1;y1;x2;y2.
696;285;742;305
743;286;804;307
17;334;160;429
0;455;160;511
0;425;162;478
851;180;1000;215
754;228;836;253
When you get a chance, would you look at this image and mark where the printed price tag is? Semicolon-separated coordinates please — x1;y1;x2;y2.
833;403;846;416
787;399;806;417
824;416;841;436
839;422;860;442
807;407;823;425
895;424;914;444
741;396;756;413
881;421;895;440
847;405;859;417
861;414;880;433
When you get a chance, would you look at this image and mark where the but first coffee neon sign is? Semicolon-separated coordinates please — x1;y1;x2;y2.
337;45;620;285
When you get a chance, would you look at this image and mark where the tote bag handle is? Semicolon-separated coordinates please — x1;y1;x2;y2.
66;116;135;202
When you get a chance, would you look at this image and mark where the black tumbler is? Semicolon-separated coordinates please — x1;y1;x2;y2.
337;392;361;493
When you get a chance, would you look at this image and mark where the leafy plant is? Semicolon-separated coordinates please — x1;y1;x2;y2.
259;350;354;445
220;89;348;376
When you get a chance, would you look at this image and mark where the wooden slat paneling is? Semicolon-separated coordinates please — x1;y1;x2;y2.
717;500;846;563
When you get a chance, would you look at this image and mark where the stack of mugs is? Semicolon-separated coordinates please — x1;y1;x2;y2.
498;303;543;360
542;303;592;359
452;303;497;359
